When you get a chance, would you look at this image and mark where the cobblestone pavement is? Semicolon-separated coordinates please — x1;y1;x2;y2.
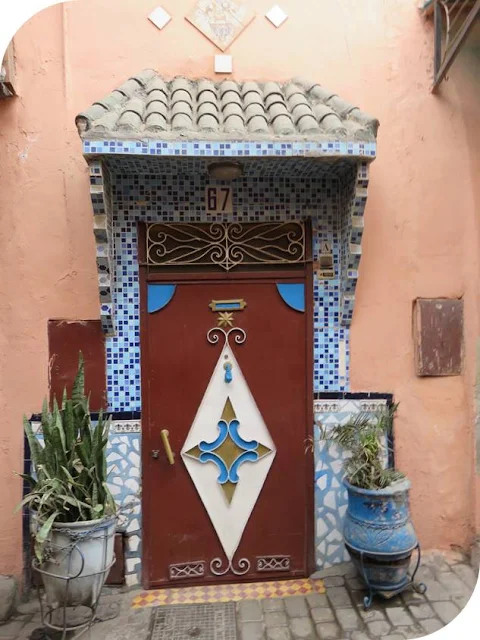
1;551;477;640
236;550;478;640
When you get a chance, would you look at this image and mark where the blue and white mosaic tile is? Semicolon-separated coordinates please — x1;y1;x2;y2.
107;420;142;586
87;140;373;335
313;398;388;569
83;139;376;159
106;172;352;413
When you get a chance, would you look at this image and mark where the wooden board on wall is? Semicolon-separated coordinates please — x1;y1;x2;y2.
413;298;464;376
48;320;107;410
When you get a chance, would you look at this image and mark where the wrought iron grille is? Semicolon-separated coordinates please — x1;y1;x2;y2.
432;0;480;91
145;222;306;272
256;555;291;572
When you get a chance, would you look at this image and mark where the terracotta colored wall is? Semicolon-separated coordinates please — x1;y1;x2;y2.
0;0;479;579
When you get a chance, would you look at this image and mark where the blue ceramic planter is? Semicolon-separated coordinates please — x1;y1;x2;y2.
343;478;419;592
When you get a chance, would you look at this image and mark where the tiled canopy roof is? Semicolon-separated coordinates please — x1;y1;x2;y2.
76;70;379;141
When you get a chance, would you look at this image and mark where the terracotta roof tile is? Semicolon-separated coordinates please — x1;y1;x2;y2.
76;71;378;141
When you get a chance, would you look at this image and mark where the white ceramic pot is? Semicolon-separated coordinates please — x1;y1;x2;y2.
38;517;116;608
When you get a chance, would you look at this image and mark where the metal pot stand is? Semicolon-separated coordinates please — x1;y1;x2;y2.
346;542;427;609
32;524;116;639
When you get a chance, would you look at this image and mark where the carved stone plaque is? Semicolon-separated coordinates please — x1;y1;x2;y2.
186;0;255;51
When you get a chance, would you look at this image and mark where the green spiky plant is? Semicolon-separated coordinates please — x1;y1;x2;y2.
308;403;405;491
18;353;116;562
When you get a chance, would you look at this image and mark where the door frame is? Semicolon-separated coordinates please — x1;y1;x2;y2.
137;221;315;589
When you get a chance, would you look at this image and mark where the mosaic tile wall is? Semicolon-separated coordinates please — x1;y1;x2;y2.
106;172;351;412
86;138;375;333
313;398;388;568
106;420;142;587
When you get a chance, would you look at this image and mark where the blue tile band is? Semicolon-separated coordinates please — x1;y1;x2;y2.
83;139;376;159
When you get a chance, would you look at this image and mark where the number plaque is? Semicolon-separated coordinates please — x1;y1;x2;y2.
205;186;233;214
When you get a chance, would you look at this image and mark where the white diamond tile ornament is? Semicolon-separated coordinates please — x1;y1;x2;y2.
181;330;275;561
266;5;288;28
215;55;233;74
148;7;172;30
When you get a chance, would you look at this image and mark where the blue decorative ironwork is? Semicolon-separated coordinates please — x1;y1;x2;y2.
276;283;305;312
147;284;176;313
184;397;272;503
198;418;260;487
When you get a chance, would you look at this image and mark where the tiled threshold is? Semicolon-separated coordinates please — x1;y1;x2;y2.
131;578;325;608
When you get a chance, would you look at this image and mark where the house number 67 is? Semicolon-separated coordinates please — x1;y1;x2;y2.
205;186;233;214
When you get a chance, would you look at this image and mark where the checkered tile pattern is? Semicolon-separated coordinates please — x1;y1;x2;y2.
131;578;325;608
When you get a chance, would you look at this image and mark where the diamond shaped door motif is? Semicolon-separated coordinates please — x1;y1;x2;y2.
181;327;276;575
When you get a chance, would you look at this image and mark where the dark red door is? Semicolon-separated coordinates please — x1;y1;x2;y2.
141;277;311;588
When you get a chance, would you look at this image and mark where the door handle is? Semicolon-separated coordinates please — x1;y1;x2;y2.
160;429;175;465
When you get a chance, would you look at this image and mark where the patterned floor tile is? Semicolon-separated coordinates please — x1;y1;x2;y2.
131;578;325;608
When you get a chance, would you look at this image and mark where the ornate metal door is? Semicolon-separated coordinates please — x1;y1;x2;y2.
140;223;312;588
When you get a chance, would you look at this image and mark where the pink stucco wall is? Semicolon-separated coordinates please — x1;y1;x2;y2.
0;0;479;579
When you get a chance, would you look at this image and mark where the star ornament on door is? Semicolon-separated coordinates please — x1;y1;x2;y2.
181;326;276;567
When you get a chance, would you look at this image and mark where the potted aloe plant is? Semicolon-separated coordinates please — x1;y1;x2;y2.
19;354;116;609
316;404;424;607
